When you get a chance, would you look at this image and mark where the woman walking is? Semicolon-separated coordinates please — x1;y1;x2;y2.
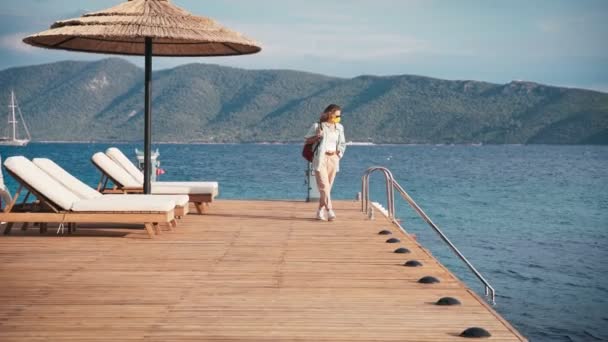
304;104;346;221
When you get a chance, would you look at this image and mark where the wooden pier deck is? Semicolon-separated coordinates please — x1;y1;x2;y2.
0;200;526;341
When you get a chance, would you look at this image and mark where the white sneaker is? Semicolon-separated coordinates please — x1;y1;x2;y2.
316;208;327;221
327;209;336;221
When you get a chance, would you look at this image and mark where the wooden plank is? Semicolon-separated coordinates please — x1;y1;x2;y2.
0;200;527;341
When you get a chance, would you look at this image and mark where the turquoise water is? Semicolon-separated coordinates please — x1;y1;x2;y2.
1;143;607;341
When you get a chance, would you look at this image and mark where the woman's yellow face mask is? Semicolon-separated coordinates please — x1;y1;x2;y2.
331;111;342;124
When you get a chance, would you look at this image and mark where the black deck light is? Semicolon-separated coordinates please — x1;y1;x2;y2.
418;276;440;284
460;327;491;338
394;247;411;254
378;230;392;235
386;238;400;243
404;260;422;267
435;297;461;305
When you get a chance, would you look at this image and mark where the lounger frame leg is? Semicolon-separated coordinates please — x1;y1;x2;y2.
144;223;155;238
2;186;22;236
3;185;22;215
194;202;205;214
3;222;14;235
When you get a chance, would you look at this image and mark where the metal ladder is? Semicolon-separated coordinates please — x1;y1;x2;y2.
361;166;496;305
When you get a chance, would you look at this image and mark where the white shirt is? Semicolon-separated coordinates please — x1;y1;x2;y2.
324;126;339;152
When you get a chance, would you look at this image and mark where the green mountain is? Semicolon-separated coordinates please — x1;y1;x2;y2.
0;58;606;144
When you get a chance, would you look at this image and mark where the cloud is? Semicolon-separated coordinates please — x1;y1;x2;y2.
174;4;475;77
538;20;560;33
537;16;585;34
221;1;473;64
229;21;434;63
0;32;36;53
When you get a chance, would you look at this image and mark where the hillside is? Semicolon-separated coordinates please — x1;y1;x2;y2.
0;58;606;144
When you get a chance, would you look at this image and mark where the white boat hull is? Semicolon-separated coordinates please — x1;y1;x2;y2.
0;139;29;146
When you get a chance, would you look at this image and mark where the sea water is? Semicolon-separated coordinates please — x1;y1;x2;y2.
0;143;606;342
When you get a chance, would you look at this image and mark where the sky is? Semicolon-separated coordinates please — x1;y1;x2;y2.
0;0;607;92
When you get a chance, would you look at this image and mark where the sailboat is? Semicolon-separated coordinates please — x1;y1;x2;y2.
0;91;31;146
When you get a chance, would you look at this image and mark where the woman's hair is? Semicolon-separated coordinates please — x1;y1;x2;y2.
319;104;341;122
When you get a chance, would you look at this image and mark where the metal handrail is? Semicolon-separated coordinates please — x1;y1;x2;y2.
361;167;496;305
361;167;395;218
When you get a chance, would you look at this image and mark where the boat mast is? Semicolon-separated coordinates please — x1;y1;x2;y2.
14;93;31;141
9;90;18;140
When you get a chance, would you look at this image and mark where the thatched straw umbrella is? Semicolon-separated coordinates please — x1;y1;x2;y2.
23;0;261;193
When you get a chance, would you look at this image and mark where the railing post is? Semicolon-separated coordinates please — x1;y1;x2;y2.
361;167;395;220
385;168;395;219
361;174;367;213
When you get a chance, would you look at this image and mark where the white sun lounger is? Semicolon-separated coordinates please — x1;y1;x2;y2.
95;148;219;214
105;147;219;196
1;156;176;238
32;158;189;218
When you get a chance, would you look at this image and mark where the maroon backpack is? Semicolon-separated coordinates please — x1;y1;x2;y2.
302;141;319;162
302;122;321;162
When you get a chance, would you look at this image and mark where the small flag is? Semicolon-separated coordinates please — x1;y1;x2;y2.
156;168;166;176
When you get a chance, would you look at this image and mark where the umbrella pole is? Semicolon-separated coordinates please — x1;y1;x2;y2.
144;37;152;194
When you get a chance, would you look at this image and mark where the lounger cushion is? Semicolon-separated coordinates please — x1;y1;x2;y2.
4;156;81;210
152;182;219;196
106;147;144;184
33;158;102;200
71;196;175;212
104;147;219;197
35;158;189;207
92;152;141;188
